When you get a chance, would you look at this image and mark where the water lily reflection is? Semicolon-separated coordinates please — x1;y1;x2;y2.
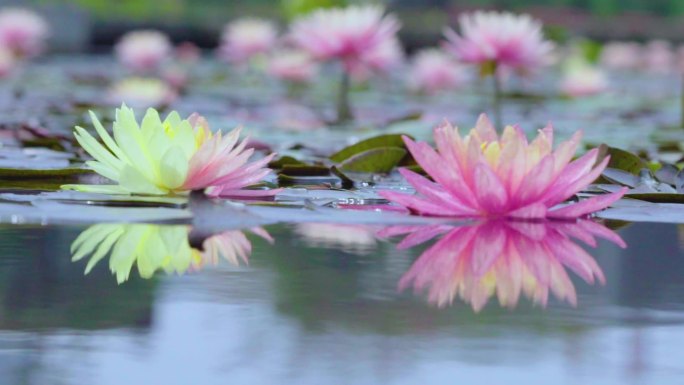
71;224;271;283
381;219;625;311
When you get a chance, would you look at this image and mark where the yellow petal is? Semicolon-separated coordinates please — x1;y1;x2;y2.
119;165;169;195
159;146;189;190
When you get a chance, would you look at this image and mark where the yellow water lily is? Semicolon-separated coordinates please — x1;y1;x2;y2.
64;103;277;197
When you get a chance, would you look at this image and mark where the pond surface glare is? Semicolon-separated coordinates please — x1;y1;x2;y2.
0;221;683;385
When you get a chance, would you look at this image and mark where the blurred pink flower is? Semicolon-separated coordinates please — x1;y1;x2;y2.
643;40;674;74
0;7;48;58
267;49;319;83
0;46;16;77
290;5;401;73
559;59;609;97
348;37;404;82
407;48;467;94
600;41;641;71
115;30;172;72
381;219;625;311
444;11;553;73
218;18;277;63
380;114;626;219
175;41;201;65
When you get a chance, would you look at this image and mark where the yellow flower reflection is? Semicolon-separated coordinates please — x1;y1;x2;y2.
71;224;271;283
380;219;626;312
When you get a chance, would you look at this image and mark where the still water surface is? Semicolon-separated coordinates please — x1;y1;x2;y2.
0;221;683;385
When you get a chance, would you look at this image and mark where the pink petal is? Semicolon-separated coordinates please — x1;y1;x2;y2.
472;161;508;214
548;188;626;219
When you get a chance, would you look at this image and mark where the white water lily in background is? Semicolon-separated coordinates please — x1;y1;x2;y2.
64;104;278;197
106;77;178;108
559;58;609;97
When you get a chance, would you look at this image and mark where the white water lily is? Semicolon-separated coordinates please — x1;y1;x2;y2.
65;103;276;197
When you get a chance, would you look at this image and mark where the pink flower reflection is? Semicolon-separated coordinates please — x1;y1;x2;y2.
380;219;625;311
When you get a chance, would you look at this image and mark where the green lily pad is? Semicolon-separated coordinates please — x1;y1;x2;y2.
329;134;408;163
269;156;308;169
338;147;407;173
601;145;647;175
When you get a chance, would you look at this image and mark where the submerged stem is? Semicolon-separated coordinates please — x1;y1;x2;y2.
681;73;684;129
492;70;502;130
336;69;353;123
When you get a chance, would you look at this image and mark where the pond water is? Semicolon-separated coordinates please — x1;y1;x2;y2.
1;221;683;385
0;53;683;385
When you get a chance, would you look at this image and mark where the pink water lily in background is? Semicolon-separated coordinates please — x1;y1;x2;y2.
0;46;15;77
218;18;277;64
290;5;400;73
348;37;404;82
444;11;553;73
0;7;49;58
380;219;625;311
600;41;642;71
407;49;467;94
267;49;319;83
115;30;172;73
380;114;627;219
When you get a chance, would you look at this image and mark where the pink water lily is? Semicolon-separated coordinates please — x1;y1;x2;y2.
0;7;49;58
444;11;553;73
290;5;400;73
380;114;627;219
380;219;625;311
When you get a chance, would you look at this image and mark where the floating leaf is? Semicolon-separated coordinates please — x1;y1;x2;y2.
602;146;647;175
338;147;407;173
602;168;639;187
269;155;308;169
329;134;408;163
655;163;679;185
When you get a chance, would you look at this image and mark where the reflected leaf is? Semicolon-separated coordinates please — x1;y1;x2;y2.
381;219;625;311
70;223;272;283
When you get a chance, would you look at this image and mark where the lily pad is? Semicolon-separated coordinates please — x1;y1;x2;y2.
603;146;647;175
338;147;407;173
329;134;408;163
